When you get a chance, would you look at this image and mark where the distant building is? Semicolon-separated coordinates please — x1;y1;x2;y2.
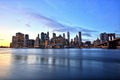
41;32;45;41
50;35;65;48
78;32;82;48
53;33;56;38
56;35;64;48
100;32;109;43
63;33;65;39
70;39;74;48
67;32;70;46
16;32;24;48
93;38;100;48
28;39;34;48
10;36;17;48
10;32;24;48
73;35;79;48
24;34;29;48
84;41;91;48
47;32;50;45
34;34;40;48
44;32;50;48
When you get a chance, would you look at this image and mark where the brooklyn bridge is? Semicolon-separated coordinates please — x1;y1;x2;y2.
97;33;120;49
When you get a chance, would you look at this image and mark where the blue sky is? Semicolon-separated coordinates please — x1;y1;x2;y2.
0;0;120;46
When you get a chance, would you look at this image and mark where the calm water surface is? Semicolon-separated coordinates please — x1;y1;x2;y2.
0;48;120;80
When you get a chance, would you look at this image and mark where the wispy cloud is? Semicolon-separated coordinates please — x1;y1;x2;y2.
82;33;92;37
0;4;98;37
25;23;31;27
82;39;91;42
23;11;98;37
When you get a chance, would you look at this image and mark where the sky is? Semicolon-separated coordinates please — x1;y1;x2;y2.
0;0;120;46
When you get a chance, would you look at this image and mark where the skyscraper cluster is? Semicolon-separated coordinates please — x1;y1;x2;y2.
10;31;82;48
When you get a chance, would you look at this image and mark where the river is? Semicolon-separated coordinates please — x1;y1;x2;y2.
0;48;120;80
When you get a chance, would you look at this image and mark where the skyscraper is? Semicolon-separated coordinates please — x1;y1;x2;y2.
16;32;24;48
11;36;17;48
67;32;70;45
74;35;78;43
47;32;49;39
28;39;34;48
78;32;82;47
67;32;70;47
47;32;50;46
34;34;40;48
41;32;45;41
10;32;24;48
24;34;29;48
100;32;108;43
63;33;65;39
53;33;56;38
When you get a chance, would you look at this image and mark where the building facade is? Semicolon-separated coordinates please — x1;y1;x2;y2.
34;34;40;48
10;32;24;48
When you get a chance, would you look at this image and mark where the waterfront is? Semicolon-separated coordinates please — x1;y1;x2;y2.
0;48;120;80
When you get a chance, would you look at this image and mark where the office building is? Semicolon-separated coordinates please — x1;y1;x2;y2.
78;32;82;47
34;34;40;48
24;34;29;48
53;33;56;38
28;39;34;48
67;32;70;46
84;41;91;48
100;32;109;43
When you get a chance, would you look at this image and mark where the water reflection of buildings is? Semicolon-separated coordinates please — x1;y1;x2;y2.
13;55;82;68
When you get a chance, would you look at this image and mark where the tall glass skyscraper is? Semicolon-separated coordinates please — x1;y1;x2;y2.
78;32;82;47
24;34;29;47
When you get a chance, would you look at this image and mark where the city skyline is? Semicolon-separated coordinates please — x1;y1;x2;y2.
0;0;120;46
9;31;120;49
10;31;83;48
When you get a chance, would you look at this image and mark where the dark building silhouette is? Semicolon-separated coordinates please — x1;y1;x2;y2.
24;34;29;48
34;34;40;48
10;32;24;48
53;33;56;38
78;32;82;48
28;39;34;48
84;41;91;48
67;32;70;47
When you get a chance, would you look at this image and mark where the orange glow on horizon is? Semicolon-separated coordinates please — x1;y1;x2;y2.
0;41;10;47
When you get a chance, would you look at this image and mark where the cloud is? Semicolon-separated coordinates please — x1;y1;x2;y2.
82;39;91;42
0;4;98;38
23;11;98;35
24;11;65;29
25;23;31;27
82;33;92;37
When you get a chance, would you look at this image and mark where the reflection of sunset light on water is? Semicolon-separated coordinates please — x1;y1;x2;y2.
0;54;11;78
27;55;37;64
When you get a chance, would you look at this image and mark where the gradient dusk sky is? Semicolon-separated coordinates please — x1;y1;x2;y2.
0;0;120;46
